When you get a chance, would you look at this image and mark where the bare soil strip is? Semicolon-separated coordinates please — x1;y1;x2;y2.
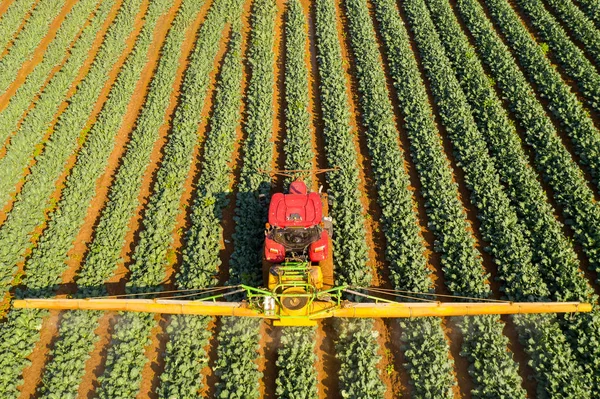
0;0;78;108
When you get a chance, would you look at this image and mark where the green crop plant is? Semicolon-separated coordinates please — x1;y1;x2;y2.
544;0;600;65
510;0;600;115
36;1;207;396
95;0;236;396
0;0;101;146
0;0;142;293
0;0;148;395
482;0;600;192
0;0;36;54
0;0;65;96
158;19;244;399
441;0;600;391
574;0;600;26
404;0;591;395
370;0;526;394
214;0;276;395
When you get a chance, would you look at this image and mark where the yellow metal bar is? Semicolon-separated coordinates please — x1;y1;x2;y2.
12;298;592;319
316;301;592;318
13;298;265;317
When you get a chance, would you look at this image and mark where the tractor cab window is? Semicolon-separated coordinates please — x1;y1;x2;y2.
272;226;321;250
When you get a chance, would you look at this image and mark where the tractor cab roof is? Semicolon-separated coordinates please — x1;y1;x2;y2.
268;191;322;228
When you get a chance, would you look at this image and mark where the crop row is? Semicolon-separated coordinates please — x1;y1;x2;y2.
95;0;236;396
0;0;65;95
313;0;386;396
275;1;318;397
0;0;36;54
0;0;100;146
453;0;600;391
158;20;244;399
283;0;313;187
544;0;600;65
427;0;600;391
456;0;600;280
402;0;592;395
277;326;318;398
313;0;369;288
0;0;141;293
370;0;525;394
426;0;590;304
512;0;600;116
0;0;114;209
214;0;276;395
575;0;600;26
484;0;600;192
0;0;146;396
36;1;207;397
343;0;457;395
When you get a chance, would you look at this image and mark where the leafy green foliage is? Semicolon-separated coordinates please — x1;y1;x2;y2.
158;17;245;399
0;1;148;395
35;1;205;396
215;317;262;399
226;0;277;288
574;0;600;27
484;0;600;190
0;0;36;56
0;0;65;96
283;0;313;187
427;1;600;392
96;0;236;396
335;319;386;399
0;0;142;294
273;3;319;396
405;0;590;394
544;0;600;66
0;0;101;145
314;0;369;287
276;327;318;399
214;0;276;395
371;0;526;395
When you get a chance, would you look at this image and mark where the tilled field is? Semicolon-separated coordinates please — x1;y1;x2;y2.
0;0;599;397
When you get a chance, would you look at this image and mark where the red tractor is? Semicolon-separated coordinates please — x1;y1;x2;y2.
264;179;333;264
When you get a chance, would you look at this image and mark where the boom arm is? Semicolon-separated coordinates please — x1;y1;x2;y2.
14;286;592;325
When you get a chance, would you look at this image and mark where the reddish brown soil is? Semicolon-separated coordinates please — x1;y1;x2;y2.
78;313;117;399
0;0;78;108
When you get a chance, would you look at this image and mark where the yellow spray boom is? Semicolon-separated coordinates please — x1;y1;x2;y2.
13;262;593;327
